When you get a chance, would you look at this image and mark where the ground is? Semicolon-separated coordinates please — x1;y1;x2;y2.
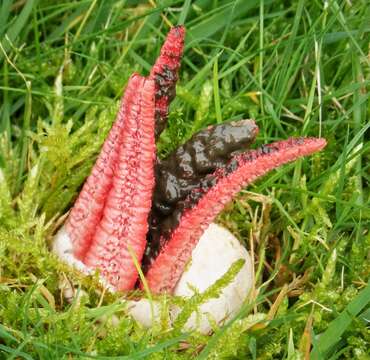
0;0;369;359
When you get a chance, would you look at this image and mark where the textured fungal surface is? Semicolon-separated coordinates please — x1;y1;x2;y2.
145;137;327;293
149;25;185;138
145;119;259;265
65;74;141;260
66;74;156;291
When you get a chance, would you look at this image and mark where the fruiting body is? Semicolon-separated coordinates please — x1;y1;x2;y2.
54;25;327;326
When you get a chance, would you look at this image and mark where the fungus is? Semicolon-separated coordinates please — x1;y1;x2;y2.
53;26;326;332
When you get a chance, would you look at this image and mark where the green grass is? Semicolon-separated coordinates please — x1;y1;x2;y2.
0;0;369;358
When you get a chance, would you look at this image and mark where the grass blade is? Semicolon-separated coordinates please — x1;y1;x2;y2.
311;280;370;359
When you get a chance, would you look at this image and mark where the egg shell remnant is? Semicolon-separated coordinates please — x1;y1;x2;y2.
53;225;90;274
53;225;114;291
127;223;254;333
54;223;254;333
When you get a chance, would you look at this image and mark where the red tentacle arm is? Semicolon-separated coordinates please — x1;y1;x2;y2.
83;75;156;291
149;25;185;137
145;137;327;294
65;75;141;260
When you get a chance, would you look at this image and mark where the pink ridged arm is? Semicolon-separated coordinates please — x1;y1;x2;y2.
65;75;141;260
145;137;327;294
149;25;185;137
84;75;156;291
150;25;185;78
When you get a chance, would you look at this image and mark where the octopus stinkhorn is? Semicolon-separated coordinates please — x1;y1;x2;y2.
53;26;326;331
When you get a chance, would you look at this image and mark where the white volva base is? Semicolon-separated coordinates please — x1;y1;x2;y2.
53;226;114;291
127;223;253;333
53;223;254;334
53;226;90;273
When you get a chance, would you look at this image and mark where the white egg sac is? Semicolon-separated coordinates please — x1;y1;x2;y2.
127;223;254;333
53;225;89;273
